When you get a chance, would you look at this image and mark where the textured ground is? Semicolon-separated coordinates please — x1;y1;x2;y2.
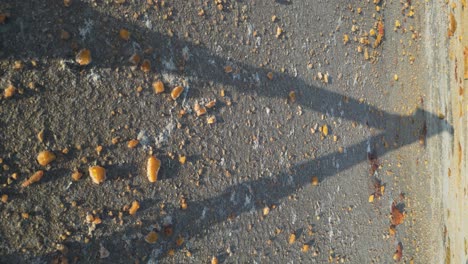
0;0;456;263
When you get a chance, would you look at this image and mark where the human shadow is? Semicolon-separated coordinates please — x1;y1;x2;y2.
0;0;453;262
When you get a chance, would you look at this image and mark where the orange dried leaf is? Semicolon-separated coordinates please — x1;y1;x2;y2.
152;80;165;94
267;72;274;80
119;29;130;40
127;139;139;148
129;53;141;65
288;91;296;103
171;86;184;100
89;166;106;184
128;200;140;215
311;176;319;186
0;14;7;24
448;13;457;37
71;170;83;181
141;59;151;73
377;20;384;36
4;84;16;99
180;197;188;210
205;100;216;108
288;233;296;244
22;170;44;187
224;65;233;73
194;103;207;116
145;231;158;244
37;150;56;166
147;155;161;183
75;49;92;66
374;34;382;48
391;202;405;226
393;242;403;261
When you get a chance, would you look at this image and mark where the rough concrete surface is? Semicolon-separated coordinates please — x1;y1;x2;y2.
0;0;463;263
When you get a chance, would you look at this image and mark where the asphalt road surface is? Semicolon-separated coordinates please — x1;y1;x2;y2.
0;0;456;263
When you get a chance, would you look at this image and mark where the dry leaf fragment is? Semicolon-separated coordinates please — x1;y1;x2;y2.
4;84;16;99
153;80;165;94
448;12;457;37
267;72;274;80
171;86;184;100
129;53;141;65
312;176;319;186
141;59;151;73
178;155;186;164
288;233;296;244
71;170;83;181
147;155;161;183
288;91;296;103
389;225;396;236
0;14;8;24
322;125;329;136
207;115;216;124
1;194;8;203
263;206;270;216
127;139;139;148
391;202;405;226
119;29;130;40
377;20;385;36
194;103;207;116
128;200;140;215
145;231;158;244
393;242;403;261
276;26;283;38
368;194;375;203
343;34;349;44
75;49;92;66
224;65;233;73
89;166;106;184
22;170;44;187
205;100;216;108
180;197;188;210
37;150;56;166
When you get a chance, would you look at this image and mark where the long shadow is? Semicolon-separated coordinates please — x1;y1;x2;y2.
0;0;453;262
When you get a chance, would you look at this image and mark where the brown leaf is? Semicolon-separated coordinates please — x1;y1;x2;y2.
393;242;403;261
367;150;379;175
448;13;457;37
391;202;405;226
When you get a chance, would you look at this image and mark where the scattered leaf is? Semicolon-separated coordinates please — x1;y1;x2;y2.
22;170;44;187
37;150;56;166
145;231;158;244
89;166;106;184
75;49;92;66
128;200;140;215
448;13;457;37
288;233;296;244
393;242;403;261
119;29;130;40
391;202;405;226
153;80;164;94
171;86;184;100
147;155;161;183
